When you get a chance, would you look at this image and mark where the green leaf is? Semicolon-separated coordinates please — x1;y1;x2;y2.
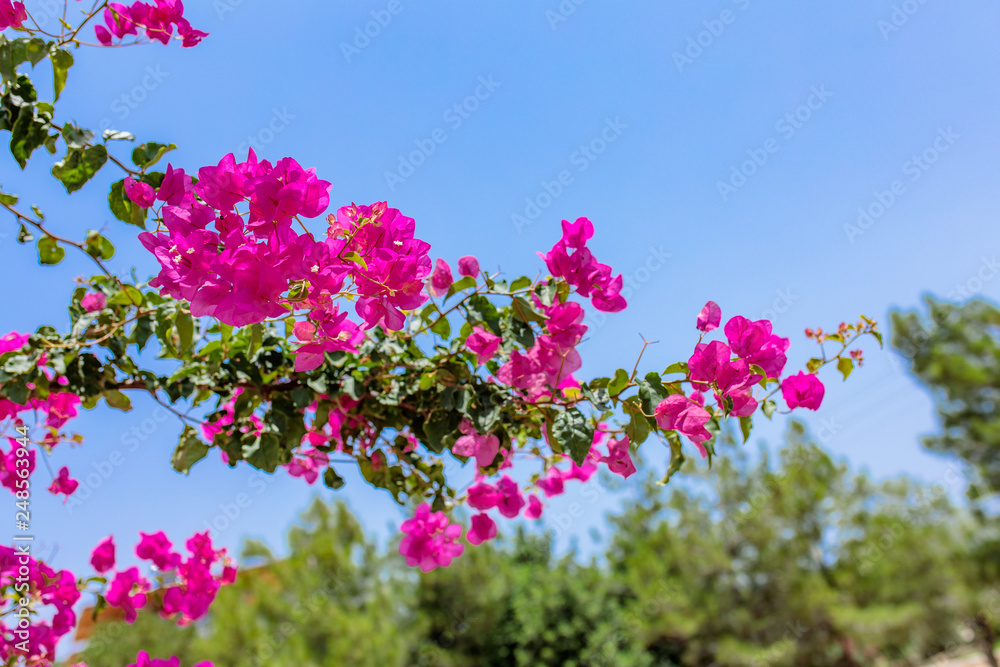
444;275;476;300
660;432;686;485
61;123;94;149
104;390;132;412
762;399;777;420
871;330;884;348
0;191;17;205
172;426;210;475
243;432;284;472
739;415;753;443
323;467;345;490
131;142;176;170
663;361;689;376
0;37;49;82
608;368;630;398
23;39;48;67
551;407;594;465
36;236;64;265
637;372;667;416
3;355;33;374
16;224;32;243
102;129;135;142
52;145;108;193
623;399;651;445
109;180;147;229
175;311;194;354
509;276;532;292
50;47;73;100
248;323;263;357
109;285;145;307
837;356;854;380
341;251;367;270
511;296;547;325
806;357;824;373
84;230;115;260
430;314;451;338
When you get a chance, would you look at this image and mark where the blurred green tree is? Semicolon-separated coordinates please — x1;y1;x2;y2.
892;296;1000;667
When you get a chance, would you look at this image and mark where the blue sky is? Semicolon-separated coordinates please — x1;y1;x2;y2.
2;0;999;613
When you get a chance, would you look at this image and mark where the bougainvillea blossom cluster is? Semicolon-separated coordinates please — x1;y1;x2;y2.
95;1;207;48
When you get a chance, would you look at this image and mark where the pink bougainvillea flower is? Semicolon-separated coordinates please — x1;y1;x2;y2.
600;437;636;479
0;331;28;354
293;304;364;372
428;258;454;297
81;291;107;313
466;480;500;510
0;1;27;29
724;316;773;359
466;326;502;364
452;420;500;468
398;503;464;572
525;495;544;519
285;448;329;485
466;512;498;546
654;395;714;458
781;371;825;410
745;334;790;379
688;340;732;389
135;531;181;571
457;255;480;278
195;153;247;211
47;466;79;499
496;475;526;518
697;300;722;332
90;536;116;574
539;217;627;313
127;652;214;667
157;164;193;205
536;467;566;498
106;567;150;623
124;177;156;208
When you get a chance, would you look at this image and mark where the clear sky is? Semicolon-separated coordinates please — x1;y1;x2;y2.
2;0;999;608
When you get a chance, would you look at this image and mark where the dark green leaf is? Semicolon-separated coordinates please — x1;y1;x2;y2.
131;142;176;170
608;368;630;397
551;407;594;465
52;145;108;193
172;427;210;475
